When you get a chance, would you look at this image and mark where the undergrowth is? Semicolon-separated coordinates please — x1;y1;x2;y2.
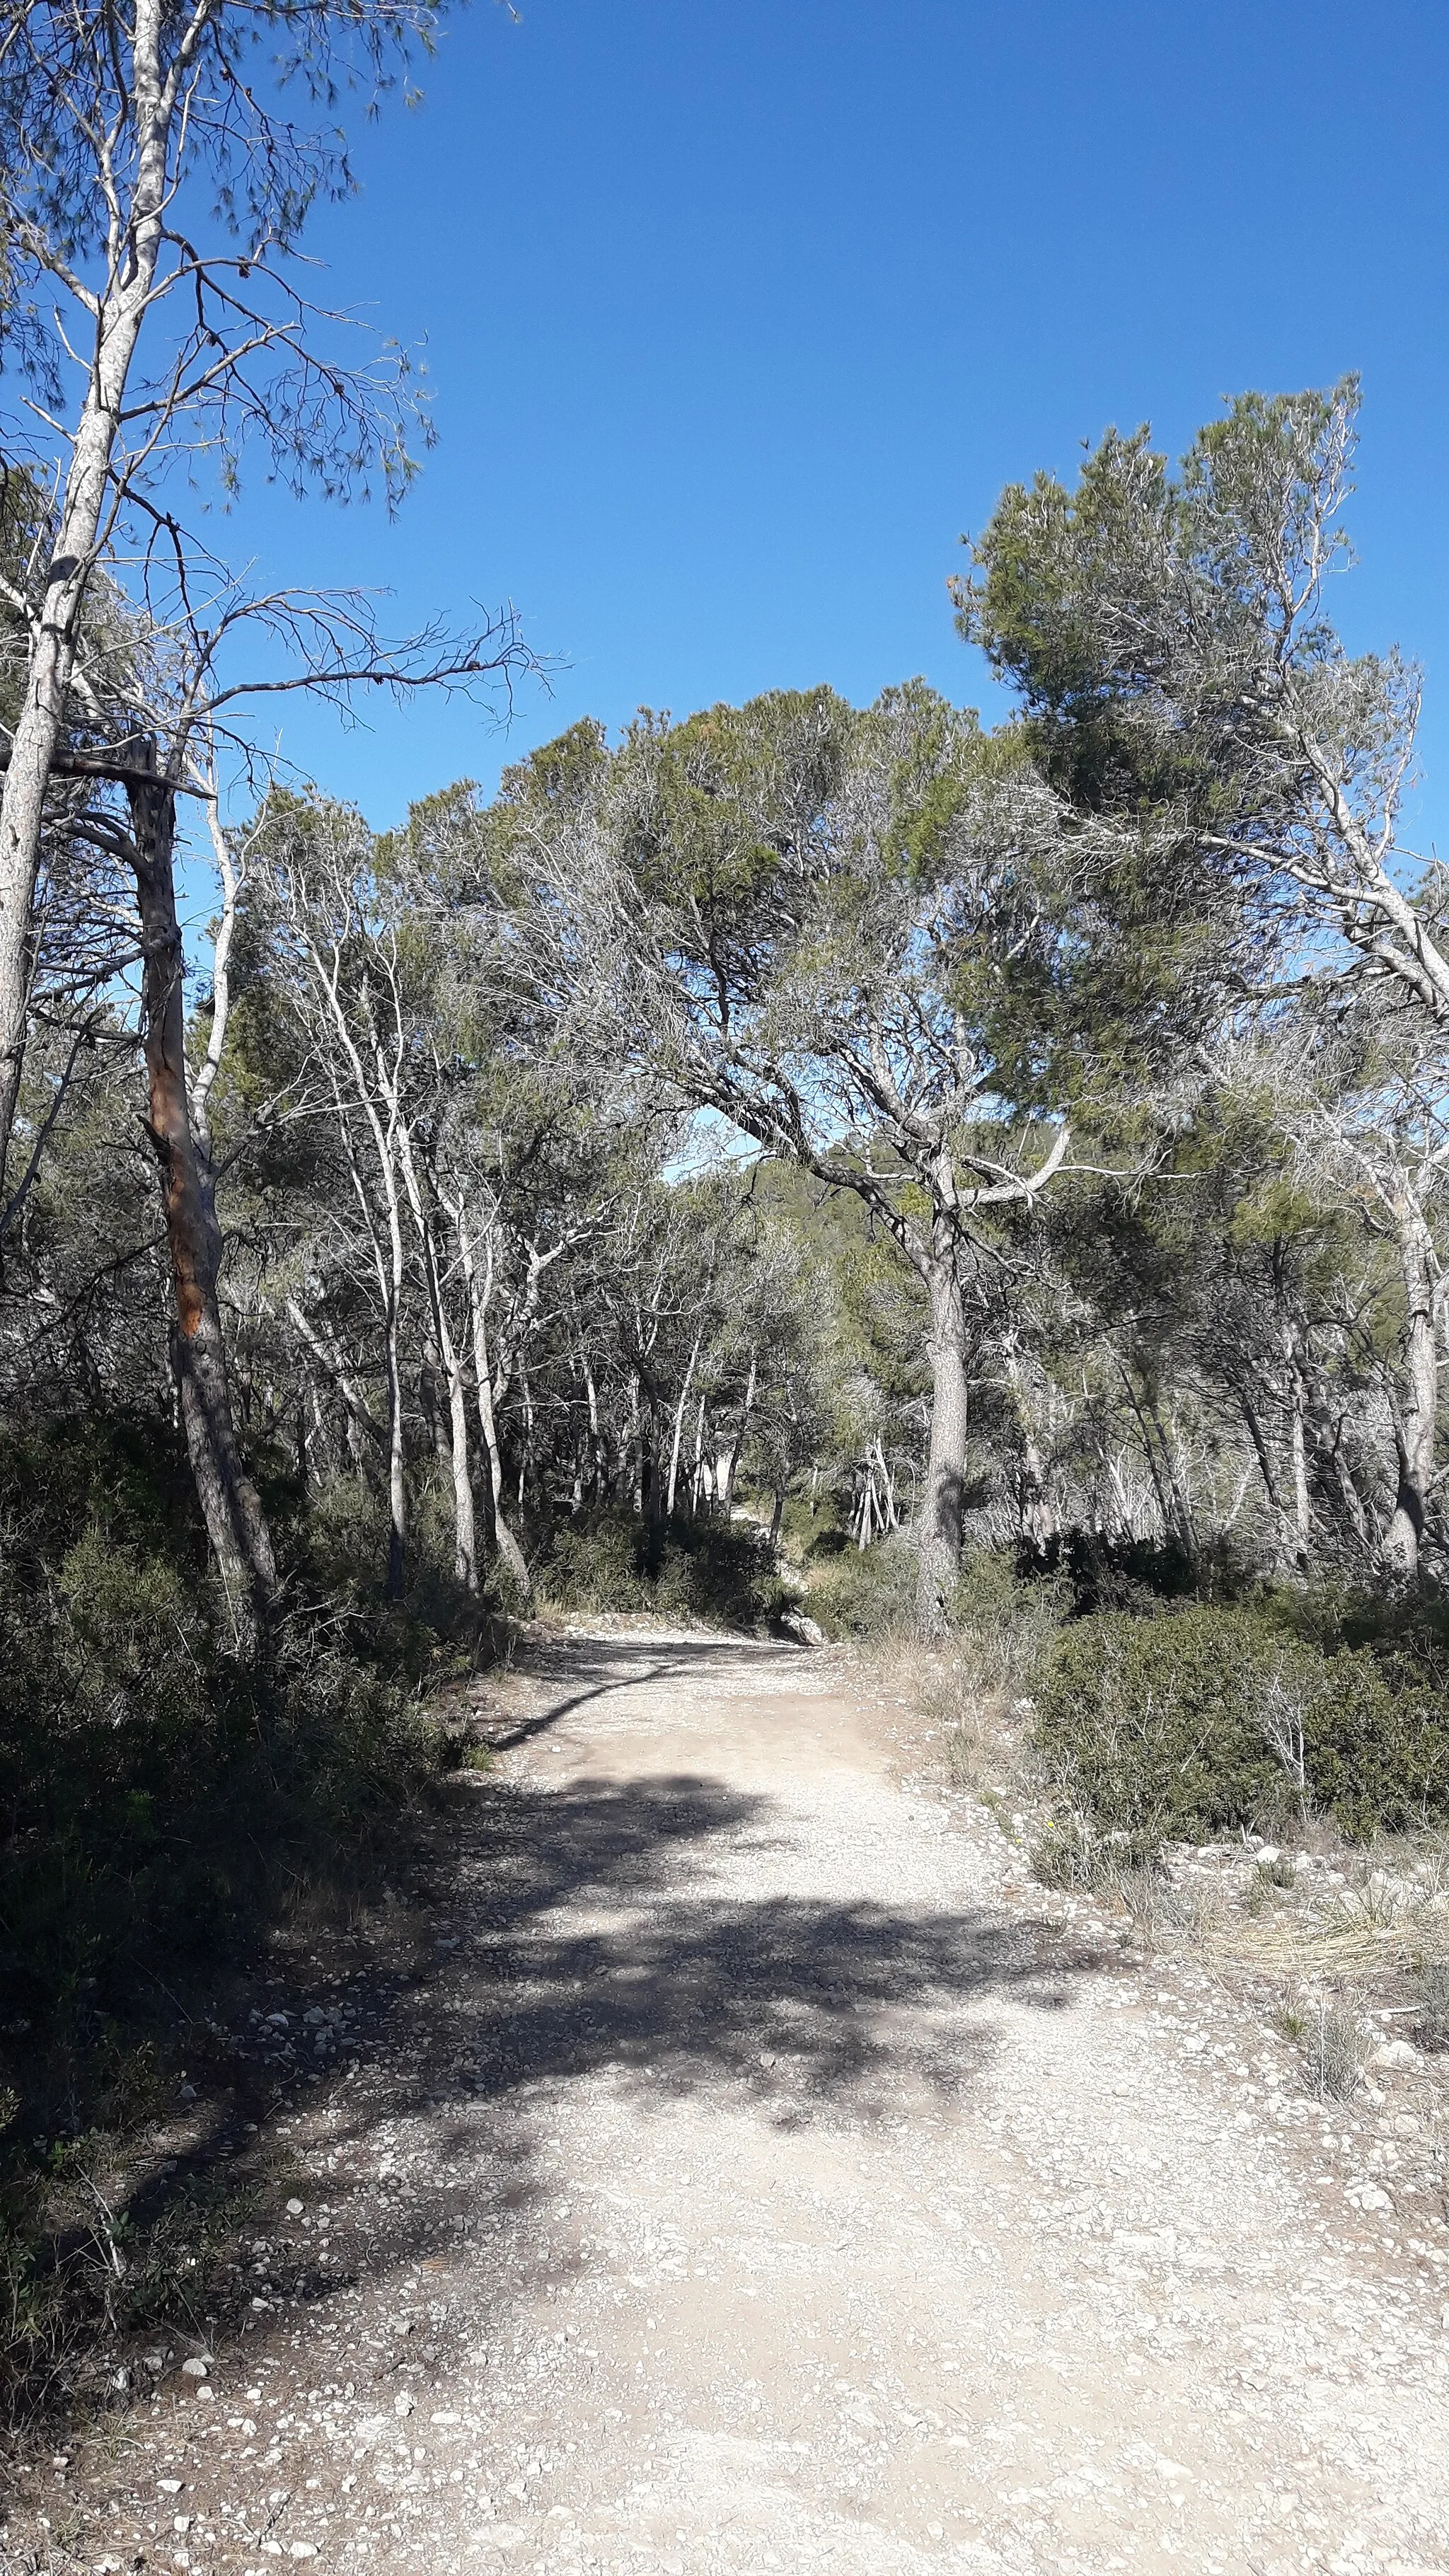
0;1412;498;2425
537;1508;797;1629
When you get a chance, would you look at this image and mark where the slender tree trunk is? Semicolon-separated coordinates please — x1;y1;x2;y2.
398;1146;477;1592
1385;1206;1438;1582
127;749;278;1642
461;1230;530;1595
916;1258;969;1636
629;1373;645;1515
584;1359;602;1504
722;1348;757;1512
1290;1372;1311;1559
0;279;158;1189
874;1436;899;1531
666;1325;704;1519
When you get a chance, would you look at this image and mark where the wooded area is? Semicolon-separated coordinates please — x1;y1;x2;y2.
8;379;1443;1638
4;0;1449;2420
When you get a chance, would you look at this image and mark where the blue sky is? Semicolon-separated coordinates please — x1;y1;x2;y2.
225;0;1449;848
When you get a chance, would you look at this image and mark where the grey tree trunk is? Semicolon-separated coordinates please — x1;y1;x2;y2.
127;750;278;1644
722;1348;757;1513
916;1259;969;1637
666;1326;704;1518
0;68;173;1194
1384;1206;1438;1582
398;1139;476;1592
461;1235;531;1596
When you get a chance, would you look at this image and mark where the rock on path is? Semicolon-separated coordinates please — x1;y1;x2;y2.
38;1630;1449;2575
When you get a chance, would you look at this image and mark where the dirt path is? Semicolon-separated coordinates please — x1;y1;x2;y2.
25;1630;1449;2575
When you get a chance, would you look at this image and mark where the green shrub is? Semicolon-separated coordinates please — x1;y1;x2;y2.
1298;1660;1449;1840
1034;1602;1449;1849
947;1551;1070;1696
1034;1607;1291;1844
546;1513;649;1611
541;1511;793;1631
808;1540;918;1640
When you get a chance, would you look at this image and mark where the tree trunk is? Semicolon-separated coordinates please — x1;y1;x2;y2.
629;1373;645;1515
461;1230;531;1596
666;1326;704;1519
127;749;278;1644
0;104;173;1191
442;1335;478;1592
916;1259;969;1636
1384;1206;1438;1583
1290;1371;1311;1561
397;1142;477;1592
722;1348;757;1513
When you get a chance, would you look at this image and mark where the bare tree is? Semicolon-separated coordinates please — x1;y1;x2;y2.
0;0;497;1189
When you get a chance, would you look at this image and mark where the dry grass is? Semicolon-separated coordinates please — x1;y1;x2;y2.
879;1640;1037;1808
1210;1864;1449;1981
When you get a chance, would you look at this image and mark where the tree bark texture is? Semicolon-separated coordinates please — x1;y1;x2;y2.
916;1259;969;1636
127;751;278;1639
462;1233;531;1596
1384;1206;1438;1583
0;81;172;1193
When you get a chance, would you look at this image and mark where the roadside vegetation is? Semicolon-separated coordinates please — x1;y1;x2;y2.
3;0;1449;2432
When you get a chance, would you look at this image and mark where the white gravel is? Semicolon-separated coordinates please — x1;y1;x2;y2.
29;1628;1449;2576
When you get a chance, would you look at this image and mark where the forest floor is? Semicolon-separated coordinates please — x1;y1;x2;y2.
8;1624;1449;2576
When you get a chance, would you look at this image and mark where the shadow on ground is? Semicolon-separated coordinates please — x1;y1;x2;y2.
430;1767;1081;2132
69;1633;1110;2418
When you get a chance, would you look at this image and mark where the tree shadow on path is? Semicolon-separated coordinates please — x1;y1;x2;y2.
418;1628;1102;2133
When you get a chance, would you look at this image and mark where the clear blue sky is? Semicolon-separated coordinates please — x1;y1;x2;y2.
228;0;1449;848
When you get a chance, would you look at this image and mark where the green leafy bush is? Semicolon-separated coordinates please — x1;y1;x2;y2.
808;1540;918;1640
542;1512;794;1630
947;1550;1070;1696
1033;1602;1449;1848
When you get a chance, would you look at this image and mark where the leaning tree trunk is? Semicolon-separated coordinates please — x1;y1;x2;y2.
127;749;279;1644
916;1257;969;1637
1384;1206;1438;1583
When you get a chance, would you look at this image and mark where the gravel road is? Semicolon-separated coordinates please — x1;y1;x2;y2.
33;1628;1449;2576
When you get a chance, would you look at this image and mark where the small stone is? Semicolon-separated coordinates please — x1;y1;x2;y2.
1370;2039;1420;2071
1349;2181;1392;2211
287;2198;305;2216
394;2391;415;2415
289;2548;318;2563
180;2357;208;2379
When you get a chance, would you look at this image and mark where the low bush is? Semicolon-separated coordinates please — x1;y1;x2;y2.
0;1415;475;2420
1033;1601;1449;1850
807;1538;918;1640
947;1550;1070;1697
541;1511;795;1630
